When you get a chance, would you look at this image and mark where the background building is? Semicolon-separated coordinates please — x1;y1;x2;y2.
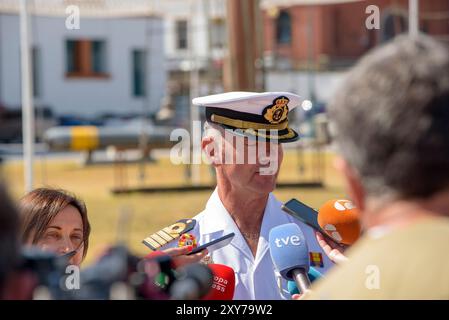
0;2;166;121
262;0;449;103
263;0;449;70
156;0;227;127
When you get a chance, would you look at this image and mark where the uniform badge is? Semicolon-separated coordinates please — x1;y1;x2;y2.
142;218;196;251
263;96;289;124
309;252;324;268
178;233;197;248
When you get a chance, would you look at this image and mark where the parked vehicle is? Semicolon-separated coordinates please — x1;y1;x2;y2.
0;105;57;142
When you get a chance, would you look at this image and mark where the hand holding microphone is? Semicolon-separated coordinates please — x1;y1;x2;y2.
287;266;323;296
161;246;208;268
282;198;360;247
316;199;361;264
282;198;361;265
315;231;348;265
169;263;214;300
318;199;361;245
146;253;235;300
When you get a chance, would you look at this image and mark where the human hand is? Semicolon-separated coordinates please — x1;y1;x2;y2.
162;246;209;268
315;232;348;265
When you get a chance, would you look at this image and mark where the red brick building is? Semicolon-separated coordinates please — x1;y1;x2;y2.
263;0;449;70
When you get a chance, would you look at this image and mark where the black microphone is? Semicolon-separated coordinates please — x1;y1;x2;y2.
169;263;213;300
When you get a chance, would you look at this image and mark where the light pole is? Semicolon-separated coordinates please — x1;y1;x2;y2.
20;0;35;192
409;0;419;36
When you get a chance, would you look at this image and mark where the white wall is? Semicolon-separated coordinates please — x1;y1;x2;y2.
0;14;166;117
160;0;226;70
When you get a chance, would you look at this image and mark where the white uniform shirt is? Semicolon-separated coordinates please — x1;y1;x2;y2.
164;189;334;300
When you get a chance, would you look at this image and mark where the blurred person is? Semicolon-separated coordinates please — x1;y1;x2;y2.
162;92;334;299
19;188;91;267
303;35;449;299
0;183;39;300
0;183;22;298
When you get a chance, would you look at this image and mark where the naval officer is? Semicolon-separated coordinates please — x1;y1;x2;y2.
164;92;334;299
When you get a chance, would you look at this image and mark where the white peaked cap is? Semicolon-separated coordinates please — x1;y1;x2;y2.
192;91;301;115
193;91;301;143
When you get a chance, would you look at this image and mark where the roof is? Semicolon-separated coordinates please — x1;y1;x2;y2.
0;0;160;18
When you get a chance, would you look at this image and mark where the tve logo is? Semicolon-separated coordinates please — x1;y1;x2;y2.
269;224;310;280
274;235;301;248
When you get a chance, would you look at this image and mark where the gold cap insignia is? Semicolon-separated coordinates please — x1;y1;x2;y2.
263;96;289;124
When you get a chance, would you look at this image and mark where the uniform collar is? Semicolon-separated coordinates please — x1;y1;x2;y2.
203;188;236;234
202;189;252;261
203;188;283;265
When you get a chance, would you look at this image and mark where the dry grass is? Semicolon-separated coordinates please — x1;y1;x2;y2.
1;149;347;265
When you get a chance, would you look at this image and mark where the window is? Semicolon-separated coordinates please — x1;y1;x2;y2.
210;18;226;49
132;50;146;97
176;20;188;50
276;10;292;44
66;40;80;73
32;47;40;97
91;41;107;73
66;39;108;77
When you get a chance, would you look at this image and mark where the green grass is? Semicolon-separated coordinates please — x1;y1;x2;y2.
2;149;347;265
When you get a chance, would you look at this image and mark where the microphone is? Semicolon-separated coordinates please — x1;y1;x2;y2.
169;263;213;300
318;199;361;245
202;264;235;300
269;223;311;294
287;267;323;295
143;251;177;292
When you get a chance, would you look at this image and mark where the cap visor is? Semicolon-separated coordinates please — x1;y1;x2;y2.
216;124;300;143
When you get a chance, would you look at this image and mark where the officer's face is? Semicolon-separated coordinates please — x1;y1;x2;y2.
218;133;284;195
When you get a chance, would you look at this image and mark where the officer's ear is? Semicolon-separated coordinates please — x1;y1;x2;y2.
334;156;366;212
202;136;221;167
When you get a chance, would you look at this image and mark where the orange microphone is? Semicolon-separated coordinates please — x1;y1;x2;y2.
318;199;361;245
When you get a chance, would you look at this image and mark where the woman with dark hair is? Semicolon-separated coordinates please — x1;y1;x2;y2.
19;188;91;266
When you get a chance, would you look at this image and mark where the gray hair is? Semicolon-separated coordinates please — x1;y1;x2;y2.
329;34;449;198
203;121;224;140
202;121;225;162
